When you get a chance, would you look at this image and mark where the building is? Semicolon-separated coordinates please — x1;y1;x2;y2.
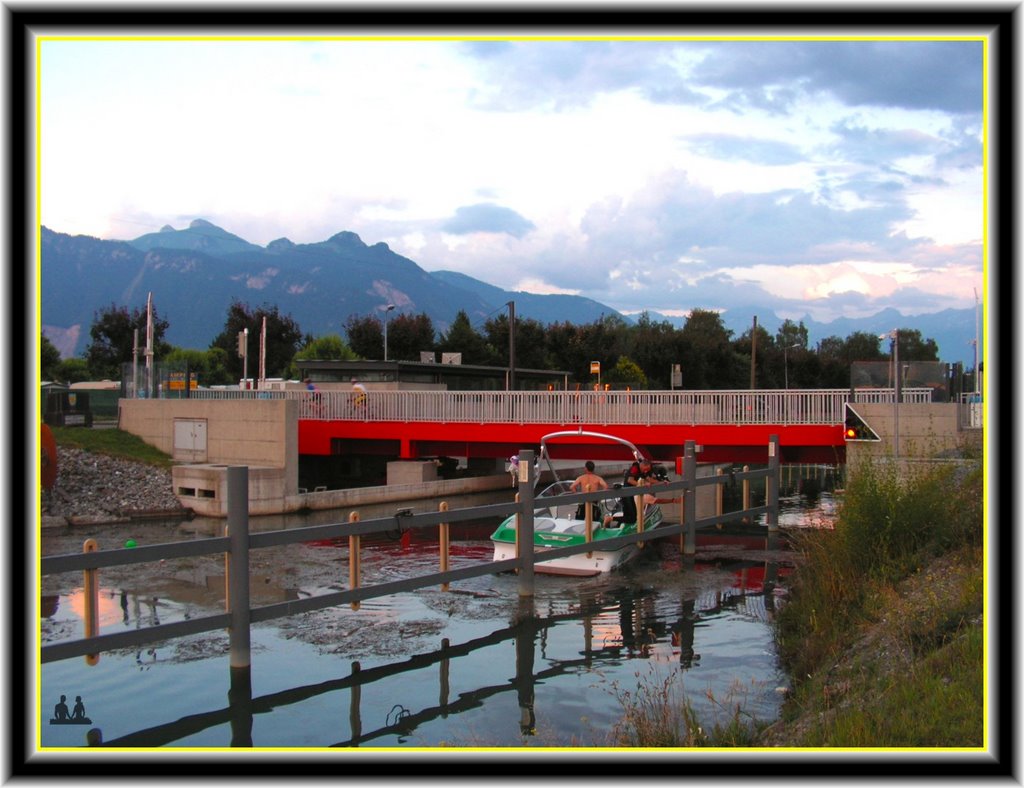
296;359;570;392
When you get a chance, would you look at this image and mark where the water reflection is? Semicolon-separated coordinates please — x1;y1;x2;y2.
41;487;838;748
67;546;785;748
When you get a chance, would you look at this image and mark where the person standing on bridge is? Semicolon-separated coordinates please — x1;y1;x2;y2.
351;378;368;410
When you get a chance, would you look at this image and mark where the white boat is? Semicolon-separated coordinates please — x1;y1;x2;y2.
490;430;666;576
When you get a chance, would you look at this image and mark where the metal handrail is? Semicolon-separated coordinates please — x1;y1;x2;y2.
183;387;933;424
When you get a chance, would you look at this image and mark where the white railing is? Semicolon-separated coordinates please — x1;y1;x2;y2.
186;387;933;425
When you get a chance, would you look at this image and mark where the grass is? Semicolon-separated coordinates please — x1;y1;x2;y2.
51;426;174;469
767;456;985;748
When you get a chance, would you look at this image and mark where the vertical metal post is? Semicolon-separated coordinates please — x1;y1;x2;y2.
742;465;750;524
349;512;361;610
439;501;450;591
83;539;99;665
767;435;780;533
683;441;697;555
227;466;251;673
517;449;535;597
715;467;724;529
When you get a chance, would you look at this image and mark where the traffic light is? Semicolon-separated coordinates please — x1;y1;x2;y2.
844;404;880;441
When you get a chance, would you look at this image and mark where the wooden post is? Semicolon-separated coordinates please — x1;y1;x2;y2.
517;449;535;598
83;539;99;665
767;435;780;533
635;490;645;548
584;487;593;558
683;441;697;555
349;511;361;610
439;501;450;591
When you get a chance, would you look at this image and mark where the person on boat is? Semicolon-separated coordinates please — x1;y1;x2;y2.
621;458;653;523
53;695;69;721
570;461;609;522
71;696;87;721
570;461;608;493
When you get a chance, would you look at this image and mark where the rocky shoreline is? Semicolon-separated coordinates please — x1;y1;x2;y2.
41;447;192;526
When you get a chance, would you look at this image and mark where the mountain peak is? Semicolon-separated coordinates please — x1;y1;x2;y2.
327;231;366;248
189;218;217;230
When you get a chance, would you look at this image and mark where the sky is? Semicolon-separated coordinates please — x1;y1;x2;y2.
38;29;988;327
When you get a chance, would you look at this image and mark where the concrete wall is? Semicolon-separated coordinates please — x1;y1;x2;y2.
846;402;975;463
119;398;298;515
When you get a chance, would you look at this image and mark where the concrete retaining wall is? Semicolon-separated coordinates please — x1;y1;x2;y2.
119;398;298;516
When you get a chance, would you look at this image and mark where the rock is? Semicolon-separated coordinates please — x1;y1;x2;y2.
41;447;188;524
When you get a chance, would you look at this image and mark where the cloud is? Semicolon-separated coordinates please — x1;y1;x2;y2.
690;40;983;115
440;203;536;238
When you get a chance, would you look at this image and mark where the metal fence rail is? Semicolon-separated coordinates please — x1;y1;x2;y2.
186;387;932;425
41;439;780;666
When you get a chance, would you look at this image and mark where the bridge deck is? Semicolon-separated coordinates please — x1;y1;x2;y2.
194;388;929;465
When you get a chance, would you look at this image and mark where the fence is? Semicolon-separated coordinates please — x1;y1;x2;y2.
182;387;932;425
40;438;781;668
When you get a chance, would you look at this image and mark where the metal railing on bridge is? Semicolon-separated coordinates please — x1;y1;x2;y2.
187;387;932;425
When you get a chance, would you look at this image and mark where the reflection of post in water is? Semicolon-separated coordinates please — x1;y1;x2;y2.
350;661;362;745
439;639;450;715
672;599;699;669
514;597;537;736
228;665;253;747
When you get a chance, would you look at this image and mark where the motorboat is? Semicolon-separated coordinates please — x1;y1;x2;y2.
490;430;666;576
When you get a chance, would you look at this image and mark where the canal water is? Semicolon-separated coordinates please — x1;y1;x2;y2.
39;476;839;749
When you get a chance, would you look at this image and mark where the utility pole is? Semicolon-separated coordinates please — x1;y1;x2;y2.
507;300;516;391
749;315;757;389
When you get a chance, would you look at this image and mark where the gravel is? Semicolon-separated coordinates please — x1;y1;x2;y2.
41;447;188;524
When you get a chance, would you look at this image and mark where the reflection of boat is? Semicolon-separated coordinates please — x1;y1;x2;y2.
490;431;665;576
49;717;92;725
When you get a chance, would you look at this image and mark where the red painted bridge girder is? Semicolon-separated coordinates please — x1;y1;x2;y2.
298;419;847;465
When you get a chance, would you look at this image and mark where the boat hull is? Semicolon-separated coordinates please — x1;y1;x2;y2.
491;540;644;576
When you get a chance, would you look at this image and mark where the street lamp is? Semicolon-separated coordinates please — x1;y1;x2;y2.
382;303;396;361
879;329;899;458
783;343;800;423
783;343;800;390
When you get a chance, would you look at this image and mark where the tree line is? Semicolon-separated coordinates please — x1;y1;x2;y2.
41;298;945;391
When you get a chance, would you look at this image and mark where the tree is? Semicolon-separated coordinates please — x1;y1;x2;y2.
893;328;939;362
163;346;235;387
288;334;358;377
485;314;548;370
344;314;382;360
679;309;735;389
437;311;494;365
56;358;90;384
629;312;684;389
41;334;62;380
85;302;171;380
604;355;647;389
209;300;303;380
385;313;436;361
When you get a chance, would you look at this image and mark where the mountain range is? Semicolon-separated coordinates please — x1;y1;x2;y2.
39;219;983;368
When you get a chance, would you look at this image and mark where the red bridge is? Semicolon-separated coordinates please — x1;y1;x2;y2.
285;388;927;465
